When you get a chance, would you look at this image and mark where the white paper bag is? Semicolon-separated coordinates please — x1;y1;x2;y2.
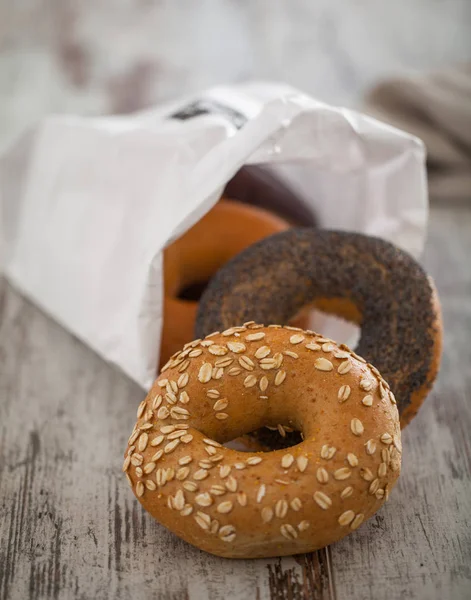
0;82;428;390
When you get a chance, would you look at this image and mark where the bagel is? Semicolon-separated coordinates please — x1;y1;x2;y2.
124;324;401;559
195;229;442;428
161;201;308;369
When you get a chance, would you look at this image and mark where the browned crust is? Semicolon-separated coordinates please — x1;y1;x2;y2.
124;325;401;559
161;200;297;368
300;290;442;428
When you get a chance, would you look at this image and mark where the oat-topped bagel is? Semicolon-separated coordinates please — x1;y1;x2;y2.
124;324;401;559
195;229;442;427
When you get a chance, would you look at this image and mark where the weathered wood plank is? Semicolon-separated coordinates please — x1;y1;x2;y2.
330;204;471;600
1;204;470;599
1;1;471;596
0;275;333;600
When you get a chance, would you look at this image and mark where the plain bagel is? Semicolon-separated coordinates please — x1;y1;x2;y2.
124;324;401;559
161;200;309;370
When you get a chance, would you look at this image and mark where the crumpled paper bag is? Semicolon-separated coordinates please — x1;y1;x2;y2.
0;82;428;390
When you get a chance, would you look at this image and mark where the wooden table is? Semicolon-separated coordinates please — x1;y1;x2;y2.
1;202;470;600
1;2;471;598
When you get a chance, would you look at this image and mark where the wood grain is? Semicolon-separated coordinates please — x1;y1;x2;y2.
1;0;471;596
1;204;470;599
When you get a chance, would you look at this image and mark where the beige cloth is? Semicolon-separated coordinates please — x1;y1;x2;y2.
365;65;471;201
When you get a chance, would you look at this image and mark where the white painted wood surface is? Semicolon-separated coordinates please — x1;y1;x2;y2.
1;1;471;598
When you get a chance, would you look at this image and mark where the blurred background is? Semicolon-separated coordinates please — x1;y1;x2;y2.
1;0;470;157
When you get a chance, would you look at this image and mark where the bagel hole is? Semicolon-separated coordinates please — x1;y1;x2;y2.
224;427;303;452
308;310;360;349
177;280;210;302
